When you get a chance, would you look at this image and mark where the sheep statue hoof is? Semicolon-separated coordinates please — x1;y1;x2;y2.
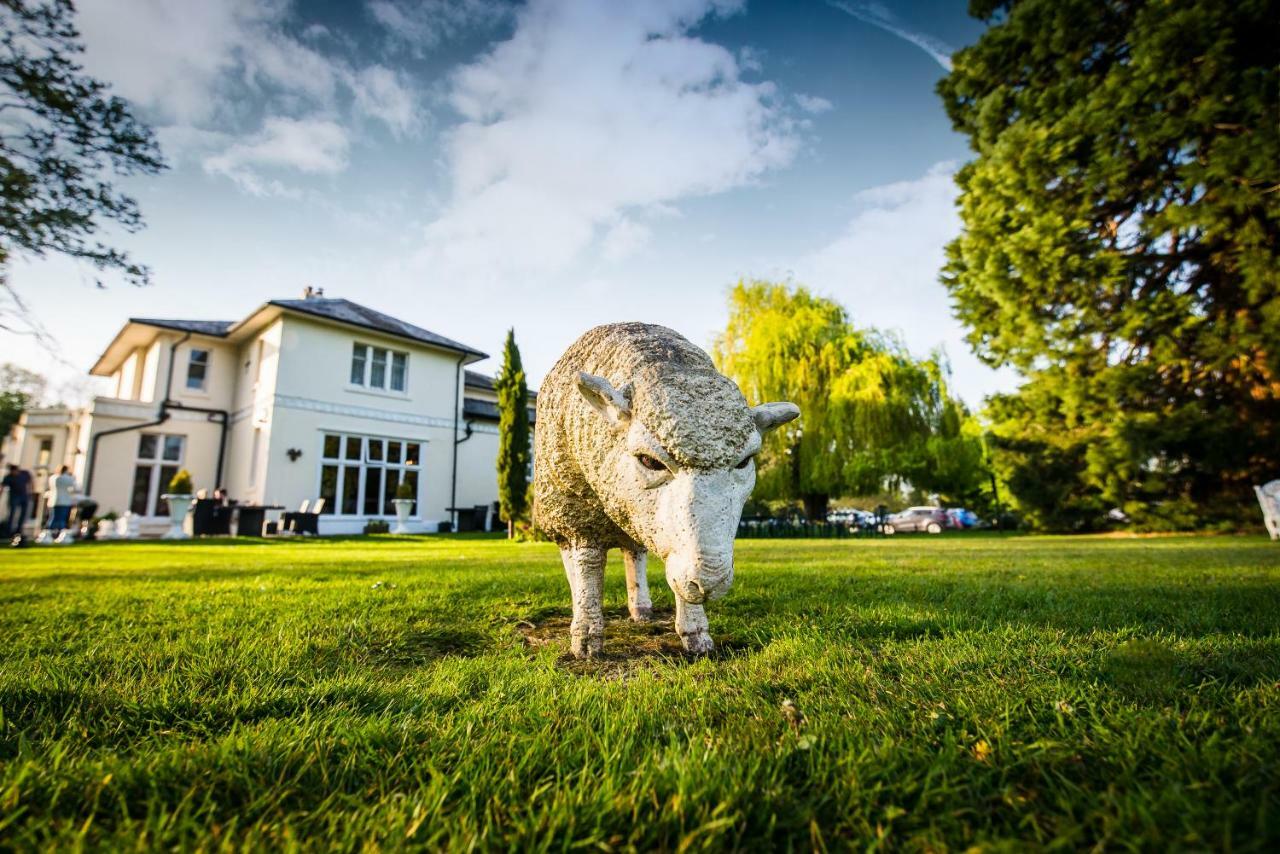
532;323;799;659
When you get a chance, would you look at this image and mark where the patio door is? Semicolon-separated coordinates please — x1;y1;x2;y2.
130;433;185;516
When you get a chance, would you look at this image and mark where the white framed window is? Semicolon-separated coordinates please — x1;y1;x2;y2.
131;432;185;516
349;343;408;392
186;348;209;391
318;431;421;517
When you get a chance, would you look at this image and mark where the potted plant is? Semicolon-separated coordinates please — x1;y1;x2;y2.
161;469;195;540
391;480;415;534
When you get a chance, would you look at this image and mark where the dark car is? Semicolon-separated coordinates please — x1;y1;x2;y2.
885;506;947;534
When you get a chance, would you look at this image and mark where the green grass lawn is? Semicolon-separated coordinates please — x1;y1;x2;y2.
2;534;1278;850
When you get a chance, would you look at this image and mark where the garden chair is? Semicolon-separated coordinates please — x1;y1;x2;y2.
1255;479;1280;541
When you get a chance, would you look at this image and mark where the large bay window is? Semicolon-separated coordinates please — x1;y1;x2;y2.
318;432;421;517
131;433;184;516
350;343;408;392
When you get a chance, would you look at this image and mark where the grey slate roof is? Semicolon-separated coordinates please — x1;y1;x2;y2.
464;370;495;391
463;397;537;423
130;318;235;336
268;298;486;358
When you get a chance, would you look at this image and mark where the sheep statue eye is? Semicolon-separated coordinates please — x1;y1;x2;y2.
636;454;667;472
735;454;755;470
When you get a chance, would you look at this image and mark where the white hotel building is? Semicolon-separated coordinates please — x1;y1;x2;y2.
2;291;530;535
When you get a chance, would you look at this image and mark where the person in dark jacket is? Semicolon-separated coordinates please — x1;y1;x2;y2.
2;464;33;537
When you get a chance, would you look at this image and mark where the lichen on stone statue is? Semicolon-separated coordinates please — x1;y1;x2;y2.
533;322;799;658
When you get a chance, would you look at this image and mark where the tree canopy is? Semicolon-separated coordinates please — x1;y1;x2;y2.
494;329;530;536
939;0;1280;529
0;0;164;292
713;280;986;518
0;361;45;442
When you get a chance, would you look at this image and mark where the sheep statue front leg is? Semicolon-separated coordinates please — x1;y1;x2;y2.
674;598;714;654
622;548;653;622
560;543;606;657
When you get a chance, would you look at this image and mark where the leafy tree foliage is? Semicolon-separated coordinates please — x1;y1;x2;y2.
714;280;986;518
0;361;45;440
494;329;530;537
939;0;1280;529
0;0;164;287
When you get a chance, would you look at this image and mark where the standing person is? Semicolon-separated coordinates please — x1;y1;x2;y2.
2;464;33;538
47;465;77;533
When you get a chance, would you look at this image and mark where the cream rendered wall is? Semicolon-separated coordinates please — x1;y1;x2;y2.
224;319;282;502
453;425;499;512
138;340;162;403
257;315;472;532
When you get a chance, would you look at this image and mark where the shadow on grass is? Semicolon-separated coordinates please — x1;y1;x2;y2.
517;606;761;678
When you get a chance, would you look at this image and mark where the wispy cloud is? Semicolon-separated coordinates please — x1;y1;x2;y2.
827;1;953;71
412;0;802;287
74;0;424;192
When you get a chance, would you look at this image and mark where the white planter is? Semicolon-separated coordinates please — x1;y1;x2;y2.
96;519;118;540
161;494;193;540
391;499;414;535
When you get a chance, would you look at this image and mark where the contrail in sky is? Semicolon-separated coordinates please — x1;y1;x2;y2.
827;1;954;71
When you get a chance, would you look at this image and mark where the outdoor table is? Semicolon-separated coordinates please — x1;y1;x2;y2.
231;505;285;537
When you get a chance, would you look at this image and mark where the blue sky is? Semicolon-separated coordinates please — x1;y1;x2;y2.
0;0;1016;404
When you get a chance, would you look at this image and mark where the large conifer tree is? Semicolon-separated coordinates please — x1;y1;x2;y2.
494;329;530;537
939;0;1279;528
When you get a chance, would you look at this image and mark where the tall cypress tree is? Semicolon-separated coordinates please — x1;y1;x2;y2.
495;329;530;537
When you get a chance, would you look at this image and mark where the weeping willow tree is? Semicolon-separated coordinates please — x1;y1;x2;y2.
714;280;981;518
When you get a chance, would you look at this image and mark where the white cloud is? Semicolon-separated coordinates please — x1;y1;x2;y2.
600;218;653;263
73;0;422;191
795;93;834;114
827;1;953;71
795;163;1016;404
350;66;421;138
368;0;513;55
203;117;350;196
415;0;801;287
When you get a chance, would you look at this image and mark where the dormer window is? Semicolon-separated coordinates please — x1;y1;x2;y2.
350;343;408;392
186;349;209;391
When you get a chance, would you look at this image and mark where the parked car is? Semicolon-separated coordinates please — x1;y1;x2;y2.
885;506;948;534
826;508;876;529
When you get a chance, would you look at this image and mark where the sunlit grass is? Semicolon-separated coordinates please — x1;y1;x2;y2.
1;534;1278;849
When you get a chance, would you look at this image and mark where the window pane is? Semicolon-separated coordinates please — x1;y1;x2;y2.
341;465;360;514
186;350;208;390
319;465;338;514
131;465;152;515
162;435;184;462
367;439;383;462
350;344;367;385
370;348;387;388
390;353;406;391
387;441;401;464
383;470;398;514
157;465;178;515
344;437;361;460
138;434;158;460
323;434;340;459
363;467;383;516
405;443;420;466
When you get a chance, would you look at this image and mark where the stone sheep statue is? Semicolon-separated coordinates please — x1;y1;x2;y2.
533;323;799;658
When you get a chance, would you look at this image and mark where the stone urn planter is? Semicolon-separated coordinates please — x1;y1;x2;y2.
96;518;118;540
160;469;196;540
161;494;193;539
391;498;414;534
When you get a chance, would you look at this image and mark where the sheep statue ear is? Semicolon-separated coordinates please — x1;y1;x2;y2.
577;373;633;429
751;402;800;434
